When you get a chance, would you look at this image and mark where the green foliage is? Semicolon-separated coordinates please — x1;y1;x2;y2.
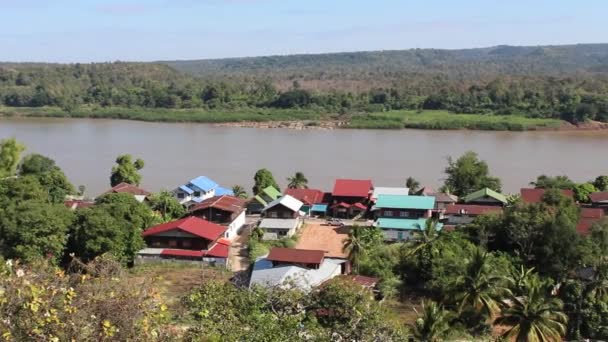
286;171;308;189
0;175;50;207
574;182;598;203
231;185;248;199
0;137;25;178
442;151;501;197
252;168;280;195
0;200;73;263
110;154;144;187
411;300;451;342
406;176;420;193
147;190;186;222
531;175;576;190
343;225;384;273
593;175;608;191
18;153;75;203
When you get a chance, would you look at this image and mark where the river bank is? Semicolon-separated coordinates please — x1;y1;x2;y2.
2;105;605;131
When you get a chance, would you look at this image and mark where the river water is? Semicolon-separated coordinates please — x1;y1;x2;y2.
1;117;607;197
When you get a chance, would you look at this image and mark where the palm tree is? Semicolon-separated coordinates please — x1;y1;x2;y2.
453;248;511;320
343;225;366;273
231;185;248;199
406;177;420;194
405;219;442;282
287;171;308;189
495;283;568;342
411;300;451;342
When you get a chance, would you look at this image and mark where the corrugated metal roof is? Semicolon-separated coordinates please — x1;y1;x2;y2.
374;194;435;210
284;188;325;205
143;217;226;242
189;176;219;192
261;186;281;200
332;179;373;198
464;188;507;204
249;256;344;290
105;182;151;196
259;218;299;230
590;191;608;203
189;195;246;214
179;185;194;194
263;195;304;213
375;218;431;230
371;187;410;200
267;247;325;264
310;204;328;212
215;186;234;196
520;188;574;203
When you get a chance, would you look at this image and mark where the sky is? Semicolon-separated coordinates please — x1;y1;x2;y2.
0;0;606;63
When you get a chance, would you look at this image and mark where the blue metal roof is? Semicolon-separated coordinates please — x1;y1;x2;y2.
189;176;218;192
179;185;194;194
310;204;328;212
215;186;234;196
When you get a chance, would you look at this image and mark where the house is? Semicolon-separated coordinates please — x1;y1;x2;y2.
262;195;304;219
258;218;301;239
371;194;437;241
370;187;410;202
590;192;608;211
520;188;574;204
576;208;605;235
431;193;458;211
104;182;151;202
137;217;230;267
188;195;247;240
249;247;346;290
463;188;507;206
173;176;233;206
284;188;325;215
443;204;503;226
247;186;281;214
330;179;373;217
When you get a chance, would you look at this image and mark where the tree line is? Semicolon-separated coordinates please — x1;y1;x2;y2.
1;62;608;123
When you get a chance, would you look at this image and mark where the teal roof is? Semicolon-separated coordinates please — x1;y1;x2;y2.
376;218;441;230
463;188;507;204
310;204;328;212
375;194;435;210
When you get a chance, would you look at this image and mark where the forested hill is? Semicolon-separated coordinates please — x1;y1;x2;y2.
163;44;608;78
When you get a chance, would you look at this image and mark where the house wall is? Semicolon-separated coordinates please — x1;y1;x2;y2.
145;236;209;250
375;208;429;219
444;215;476;225
382;229;414;241
262;227;296;238
467;197;503;206
192;208;232;223
332;196;367;205
265;204;298;219
136;255;227;268
225;211;246;239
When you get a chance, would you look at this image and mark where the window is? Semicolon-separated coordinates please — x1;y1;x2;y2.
193;191;201;197
397;231;404;240
384;210;393;217
182;240;192;248
269;212;278;218
278;230;287;236
283;212;292;218
177;193;184;199
399;211;409;218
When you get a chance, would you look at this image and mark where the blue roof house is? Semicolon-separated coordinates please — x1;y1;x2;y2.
174;176;227;205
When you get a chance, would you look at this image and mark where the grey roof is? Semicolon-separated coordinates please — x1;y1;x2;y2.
432;192;458;203
259;218;299;230
249;256;344;291
372;186;410;199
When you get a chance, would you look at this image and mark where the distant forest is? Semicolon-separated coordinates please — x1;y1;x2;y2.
2;44;608;123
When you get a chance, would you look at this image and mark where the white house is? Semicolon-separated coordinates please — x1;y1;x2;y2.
173;176;234;206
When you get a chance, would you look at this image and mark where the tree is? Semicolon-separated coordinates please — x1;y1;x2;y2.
442;151;501;197
231;185;248;199
343;225;366;273
0;200;73;263
495;283;568;342
453;248;511;321
574;182;598;203
286;171;308;189
593;175;608;191
0;138;25;178
19;154;74;203
405;219;443;282
252;168;279;195
110;154;144;186
530;175;575;190
411;300;451;342
406;176;421;194
147;190;186;222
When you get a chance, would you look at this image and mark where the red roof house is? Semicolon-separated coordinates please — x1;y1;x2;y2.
576;208;606;235
284;188;325;205
332;179;373;198
103;182;151;202
520;188;574;203
143;216;226;241
590;192;608;207
267;247;325;267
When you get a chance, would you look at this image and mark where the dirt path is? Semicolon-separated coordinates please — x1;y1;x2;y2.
229;226;252;273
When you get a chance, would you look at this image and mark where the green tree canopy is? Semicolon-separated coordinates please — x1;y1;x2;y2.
286;171;308;189
0;138;25;178
406;176;421;194
18;153;74;203
252;168;280;194
442;151;502;197
531;175;576;190
574;182;598;203
147;190;186;222
231;185;248;199
110;154;144;187
593;175;608;191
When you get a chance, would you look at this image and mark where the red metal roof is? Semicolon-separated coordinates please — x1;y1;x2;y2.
161;249;204;257
205;243;229;258
520;188;574;203
352;202;367;210
143;217;226;242
445;204;503;216
581;208;605;219
284;188;325;205
590;192;608;203
267;247;325;265
350;275;379;288
576;209;605;235
105;182;151;196
332;179;373;198
189;195;246;214
331;202;351;209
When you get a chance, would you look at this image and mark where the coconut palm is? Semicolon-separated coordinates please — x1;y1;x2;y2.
453;248;511;320
343;225;366;273
405;219;442;282
231;185;248;199
495;283;568;342
406;177;421;194
287;171;308;189
411;300;451;342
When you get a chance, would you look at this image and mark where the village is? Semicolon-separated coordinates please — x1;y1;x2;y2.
64;173;608;292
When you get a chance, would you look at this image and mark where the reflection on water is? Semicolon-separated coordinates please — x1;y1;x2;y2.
2;117;608;196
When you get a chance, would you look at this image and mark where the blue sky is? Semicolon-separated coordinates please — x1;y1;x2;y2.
0;0;605;62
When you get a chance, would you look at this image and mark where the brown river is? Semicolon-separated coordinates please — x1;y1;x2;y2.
1;117;607;197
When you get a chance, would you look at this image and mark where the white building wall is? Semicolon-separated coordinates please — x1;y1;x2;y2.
225;211;246;239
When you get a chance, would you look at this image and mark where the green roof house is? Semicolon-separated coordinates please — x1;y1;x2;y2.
247;186;281;214
372;194;440;241
463;188;507;206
